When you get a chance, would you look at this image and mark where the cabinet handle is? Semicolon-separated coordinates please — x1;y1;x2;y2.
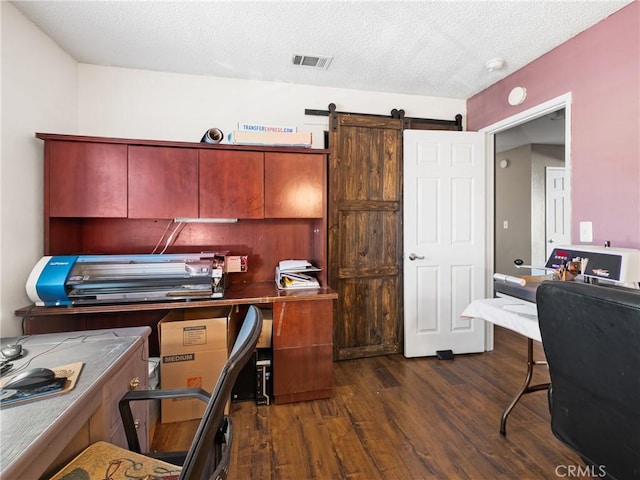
129;377;140;390
134;420;140;430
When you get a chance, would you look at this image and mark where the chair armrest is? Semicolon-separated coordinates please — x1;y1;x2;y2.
119;388;211;453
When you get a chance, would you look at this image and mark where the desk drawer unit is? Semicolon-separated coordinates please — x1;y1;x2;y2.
89;337;149;450
272;299;334;404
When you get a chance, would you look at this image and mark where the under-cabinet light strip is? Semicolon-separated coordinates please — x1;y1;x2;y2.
174;217;238;224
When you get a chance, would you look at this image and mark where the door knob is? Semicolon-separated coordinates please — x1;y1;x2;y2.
408;253;425;261
548;239;554;243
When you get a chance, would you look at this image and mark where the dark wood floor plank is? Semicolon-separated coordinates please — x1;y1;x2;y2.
152;326;583;479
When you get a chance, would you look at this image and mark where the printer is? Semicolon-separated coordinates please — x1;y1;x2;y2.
494;244;640;303
26;253;226;306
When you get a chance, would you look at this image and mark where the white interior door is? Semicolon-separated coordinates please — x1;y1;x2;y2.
545;167;569;258
403;130;487;357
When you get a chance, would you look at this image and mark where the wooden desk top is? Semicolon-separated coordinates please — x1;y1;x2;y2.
0;327;151;479
15;282;338;317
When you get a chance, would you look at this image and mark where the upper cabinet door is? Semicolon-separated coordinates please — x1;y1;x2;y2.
128;146;198;219
199;150;264;219
264;153;325;218
48;141;128;217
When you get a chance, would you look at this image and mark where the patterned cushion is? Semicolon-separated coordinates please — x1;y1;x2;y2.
49;441;181;480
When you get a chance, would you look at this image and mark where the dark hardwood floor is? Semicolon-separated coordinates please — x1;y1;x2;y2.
152;326;582;479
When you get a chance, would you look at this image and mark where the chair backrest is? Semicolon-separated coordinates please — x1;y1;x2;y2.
536;281;640;480
179;305;263;480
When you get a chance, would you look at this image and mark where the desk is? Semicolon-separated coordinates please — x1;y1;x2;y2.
461;297;549;435
0;327;150;479
16;283;338;404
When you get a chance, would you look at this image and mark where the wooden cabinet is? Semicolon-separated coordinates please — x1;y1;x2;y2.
32;133;335;405
272;299;334;403
38;133;329;280
200;150;324;219
199;149;264;219
265;152;325;218
101;337;149;449
0;327;150;480
19;286;337;405
128;145;198;219
43;136;324;223
62;332;149;454
47;141;128;218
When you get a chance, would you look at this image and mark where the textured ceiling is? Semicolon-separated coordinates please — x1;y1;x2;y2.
495;109;565;152
12;0;633;99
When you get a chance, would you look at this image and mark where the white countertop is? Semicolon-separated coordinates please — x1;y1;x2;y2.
461;296;540;341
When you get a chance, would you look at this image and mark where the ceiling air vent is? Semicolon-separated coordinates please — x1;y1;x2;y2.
291;54;333;70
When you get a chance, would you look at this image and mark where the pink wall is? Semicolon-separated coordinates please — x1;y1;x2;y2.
468;2;639;249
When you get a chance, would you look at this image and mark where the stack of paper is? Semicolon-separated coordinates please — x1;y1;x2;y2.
276;260;321;289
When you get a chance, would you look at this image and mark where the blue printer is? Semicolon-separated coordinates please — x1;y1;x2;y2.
26;253;225;306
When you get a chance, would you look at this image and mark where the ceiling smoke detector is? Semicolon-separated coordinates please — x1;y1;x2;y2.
485;58;505;72
291;54;333;70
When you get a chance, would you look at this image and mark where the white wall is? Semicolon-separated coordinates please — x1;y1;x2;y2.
1;2;77;337
77;64;465;145
2;4;466;336
495;145;532;276
531;144;564;267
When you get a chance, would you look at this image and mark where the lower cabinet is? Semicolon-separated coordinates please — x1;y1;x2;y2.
272;299;334;404
99;338;149;449
77;337;149;450
44;333;150;478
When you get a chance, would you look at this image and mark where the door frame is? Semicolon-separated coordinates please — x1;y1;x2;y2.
479;92;572;350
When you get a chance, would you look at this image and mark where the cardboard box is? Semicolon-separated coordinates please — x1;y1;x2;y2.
227;130;312;147
257;308;273;349
225;255;248;273
159;306;238;423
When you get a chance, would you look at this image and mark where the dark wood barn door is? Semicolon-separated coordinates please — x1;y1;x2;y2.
328;113;404;360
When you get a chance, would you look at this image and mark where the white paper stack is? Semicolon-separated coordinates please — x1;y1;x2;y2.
275;260;321;289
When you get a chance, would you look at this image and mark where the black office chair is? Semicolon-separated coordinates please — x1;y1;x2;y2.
536;281;640;480
49;305;263;480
